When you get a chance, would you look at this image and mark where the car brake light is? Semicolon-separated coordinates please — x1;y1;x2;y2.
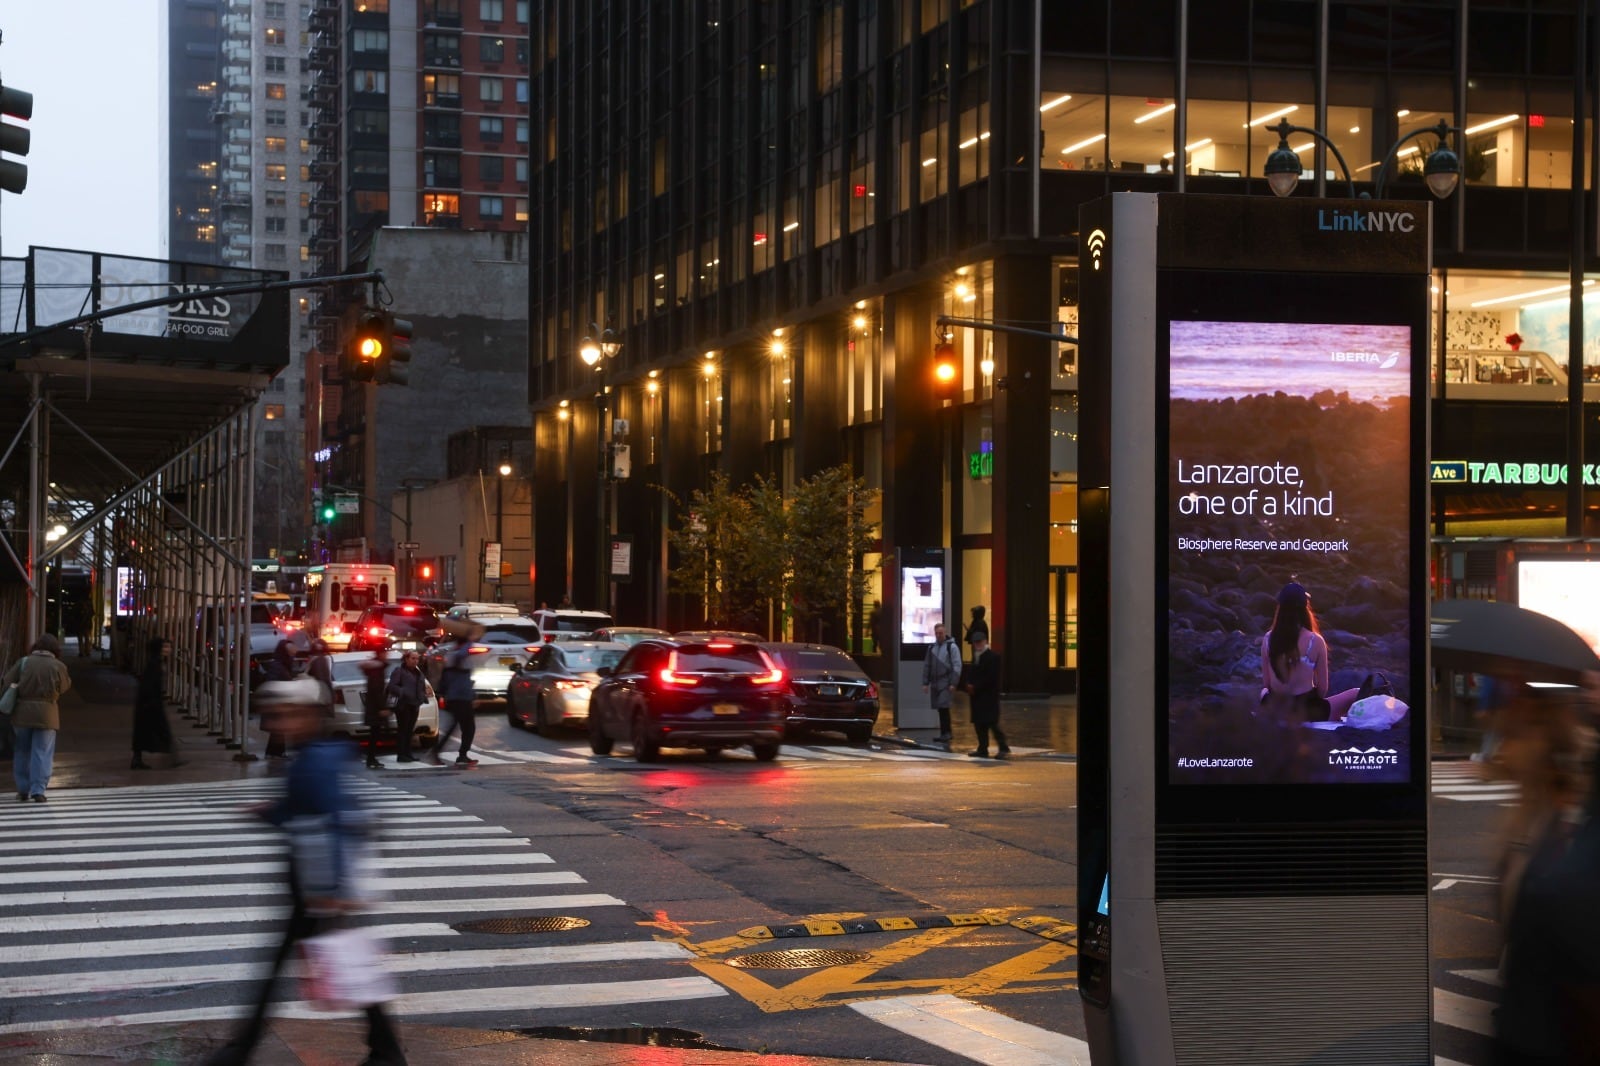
402;605;416;613
751;666;784;685
659;668;699;686
707;641;734;650
524;645;542;653
368;626;385;637
468;645;490;654
865;682;879;699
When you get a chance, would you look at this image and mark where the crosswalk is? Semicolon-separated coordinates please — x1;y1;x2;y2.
1431;761;1521;804
0;778;726;1034
395;741;1057;769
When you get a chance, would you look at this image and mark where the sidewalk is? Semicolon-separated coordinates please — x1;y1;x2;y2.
4;649;931;1066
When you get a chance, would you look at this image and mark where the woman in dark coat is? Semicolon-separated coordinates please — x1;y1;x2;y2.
131;637;178;770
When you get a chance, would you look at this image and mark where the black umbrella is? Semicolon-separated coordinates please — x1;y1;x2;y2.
1431;598;1600;683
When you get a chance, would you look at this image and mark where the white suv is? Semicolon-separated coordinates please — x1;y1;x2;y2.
530;608;613;642
424;616;545;701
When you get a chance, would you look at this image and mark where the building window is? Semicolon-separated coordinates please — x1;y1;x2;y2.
516;0;529;23
265;216;287;233
300;245;310;262
264;244;287;262
424;193;461;226
479;155;503;182
352;70;388;94
299;138;310;154
480;0;503;21
515;157;528;182
353;30;389;53
515;78;529;104
299;165;311;181
299;191;311;208
265;188;287;207
264;136;287;153
479;116;504;141
480;36;505;62
480;195;503;220
266;83;287;100
425;33;461;67
265;56;287;74
265;108;287;126
425;112;461;147
480;76;503;103
266;164;288;181
351;151;388;178
264;404;286;421
265;0;286;15
514;197;528;222
352;109;389;136
423;74;460;106
424;153;462;186
354;190;389;215
515;118;528;144
265;27;285;46
196;224;216;243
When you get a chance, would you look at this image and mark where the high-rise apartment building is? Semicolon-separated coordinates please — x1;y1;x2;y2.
166;0;222;266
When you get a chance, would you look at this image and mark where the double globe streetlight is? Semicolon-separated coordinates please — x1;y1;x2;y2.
1262;116;1463;200
578;323;623;612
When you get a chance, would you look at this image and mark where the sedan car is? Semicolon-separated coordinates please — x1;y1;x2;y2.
507;641;627;733
423;618;544;702
325;652;440;744
671;629;766;643
588;638;786;763
347;602;443;654
761;642;880;742
591;626;671;647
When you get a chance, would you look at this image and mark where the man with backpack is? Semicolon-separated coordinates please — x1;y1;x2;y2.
921;622;963;744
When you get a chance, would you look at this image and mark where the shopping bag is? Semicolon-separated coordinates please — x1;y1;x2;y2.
297;927;396;1011
1345;694;1409;731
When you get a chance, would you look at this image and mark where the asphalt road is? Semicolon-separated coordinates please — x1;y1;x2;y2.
1;703;1509;1065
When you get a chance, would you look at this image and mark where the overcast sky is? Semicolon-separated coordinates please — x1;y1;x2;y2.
2;2;164;261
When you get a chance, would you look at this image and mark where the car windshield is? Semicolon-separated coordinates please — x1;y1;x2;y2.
565;648;625;672
674;645;767;671
769;647;859;674
377;607;439;634
482;625;541;644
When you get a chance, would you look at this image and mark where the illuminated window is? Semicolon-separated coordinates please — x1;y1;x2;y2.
352;70;387;95
266;83;287;100
514;197;528;222
424;193;461;225
265;164;288;181
264;404;286;421
423;74;460;106
196;224;216;243
265;27;285;46
264;136;287;153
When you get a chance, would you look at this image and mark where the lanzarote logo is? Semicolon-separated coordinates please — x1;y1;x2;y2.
1328;746;1400;770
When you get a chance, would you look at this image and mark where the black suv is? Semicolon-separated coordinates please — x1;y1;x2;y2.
347;602;443;653
588;638;787;762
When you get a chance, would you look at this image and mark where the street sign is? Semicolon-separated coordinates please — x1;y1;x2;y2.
483;541;502;582
609;535;632;580
334;493;359;514
396;541;420;550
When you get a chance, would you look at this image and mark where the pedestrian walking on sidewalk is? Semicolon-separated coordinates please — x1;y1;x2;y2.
5;634;71;802
130;637;181;770
204;678;407;1066
963;633;1009;759
428;621;481;767
921;622;962;742
385;650;427;763
262;640;298;759
358;647;391;770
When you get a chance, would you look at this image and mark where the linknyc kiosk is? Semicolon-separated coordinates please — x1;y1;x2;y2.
1076;193;1432;1064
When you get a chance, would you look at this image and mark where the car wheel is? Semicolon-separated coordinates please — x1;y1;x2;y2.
752;742;780;762
631;712;660;763
845;724;872;743
588;713;614;756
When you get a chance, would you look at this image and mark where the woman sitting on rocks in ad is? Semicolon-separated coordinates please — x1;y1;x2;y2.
1260;581;1362;723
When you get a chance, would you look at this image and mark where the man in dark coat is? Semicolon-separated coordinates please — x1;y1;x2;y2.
131;637;179;769
385;650;427;763
358;647;391;769
963;633;1009;759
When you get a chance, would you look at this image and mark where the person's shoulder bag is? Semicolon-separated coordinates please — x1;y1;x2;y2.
0;658;24;715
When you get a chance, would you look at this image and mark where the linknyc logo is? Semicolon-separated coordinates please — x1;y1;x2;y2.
1317;208;1417;233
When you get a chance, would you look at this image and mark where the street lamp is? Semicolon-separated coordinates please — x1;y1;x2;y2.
1372;119;1463;200
1262;118;1356;198
578;322;622;612
1263;117;1464;201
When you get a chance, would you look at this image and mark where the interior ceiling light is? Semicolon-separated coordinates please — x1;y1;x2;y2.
1039;94;1072;113
1469;280;1595;308
1133;103;1175;125
1397;109;1412;118
921;157;938;167
1061;133;1107;155
1464;114;1519;136
1245;105;1298;127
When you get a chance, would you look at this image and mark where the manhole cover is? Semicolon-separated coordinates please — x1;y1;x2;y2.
726;948;870;970
454;916;591;934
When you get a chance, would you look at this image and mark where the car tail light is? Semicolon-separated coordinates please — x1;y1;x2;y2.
864;682;879;699
555;679;588;691
401;604;416;613
368;626;385;638
468;645;490;655
750;649;784;686
332;689;346;704
523;645;542;653
707;641;734;650
658;667;699;686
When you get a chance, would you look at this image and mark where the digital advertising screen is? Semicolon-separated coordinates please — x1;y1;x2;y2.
115;566;135;617
1517;560;1600;657
899;566;944;646
1165;319;1414;786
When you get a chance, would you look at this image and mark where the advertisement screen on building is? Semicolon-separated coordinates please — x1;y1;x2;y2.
1165;320;1414;785
1517;560;1600;656
899;566;944;646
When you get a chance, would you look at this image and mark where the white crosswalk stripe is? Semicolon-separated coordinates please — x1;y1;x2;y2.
0;778;725;1034
1432;763;1520;803
349;740;1057;769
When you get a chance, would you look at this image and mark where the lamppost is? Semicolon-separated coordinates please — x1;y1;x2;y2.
578;323;622;612
1262;117;1462;201
495;454;512;602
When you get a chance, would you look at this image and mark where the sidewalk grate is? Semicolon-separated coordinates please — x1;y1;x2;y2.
453;915;590;934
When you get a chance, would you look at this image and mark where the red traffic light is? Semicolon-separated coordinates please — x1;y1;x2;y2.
934;343;958;388
418;562;434;580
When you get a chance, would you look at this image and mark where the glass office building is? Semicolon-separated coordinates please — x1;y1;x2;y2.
530;0;1597;693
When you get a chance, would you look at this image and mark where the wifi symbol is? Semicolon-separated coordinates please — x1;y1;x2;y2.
1087;229;1107;270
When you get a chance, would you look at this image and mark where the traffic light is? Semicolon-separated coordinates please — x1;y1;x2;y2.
386;315;413;385
346;310;387;382
934;342;959;400
417;560;434;582
318;493;336;522
0;83;33;194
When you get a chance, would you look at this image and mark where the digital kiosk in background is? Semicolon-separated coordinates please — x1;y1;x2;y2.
894;546;948;729
1077;193;1431;1065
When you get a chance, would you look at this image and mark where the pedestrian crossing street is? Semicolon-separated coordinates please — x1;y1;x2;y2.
1431;761;1521;804
400;741;1057;769
0;778;726;1034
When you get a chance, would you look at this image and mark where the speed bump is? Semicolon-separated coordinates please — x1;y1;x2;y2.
1009;914;1077;944
738;912;1007;940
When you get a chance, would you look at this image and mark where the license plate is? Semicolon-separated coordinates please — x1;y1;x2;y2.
712;702;740;715
818;684;840;697
499;656;520;667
